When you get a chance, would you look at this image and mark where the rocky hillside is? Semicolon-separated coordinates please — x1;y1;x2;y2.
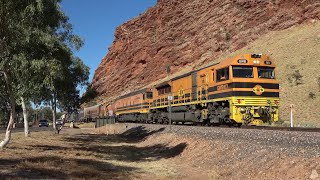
92;0;320;126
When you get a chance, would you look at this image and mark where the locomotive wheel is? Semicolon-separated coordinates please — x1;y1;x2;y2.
212;122;221;127
235;123;242;128
204;120;211;127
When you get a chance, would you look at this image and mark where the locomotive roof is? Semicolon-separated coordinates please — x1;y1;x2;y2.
156;62;220;85
115;88;149;100
114;54;271;101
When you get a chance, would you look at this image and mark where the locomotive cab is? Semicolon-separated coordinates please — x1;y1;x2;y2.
228;54;280;125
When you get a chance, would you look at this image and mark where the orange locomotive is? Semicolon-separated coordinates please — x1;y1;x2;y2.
114;54;279;126
115;88;153;122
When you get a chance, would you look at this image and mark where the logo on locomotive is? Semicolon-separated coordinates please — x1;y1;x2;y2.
253;85;265;95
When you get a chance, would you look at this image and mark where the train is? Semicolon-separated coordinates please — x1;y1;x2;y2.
82;54;280;126
80;104;106;122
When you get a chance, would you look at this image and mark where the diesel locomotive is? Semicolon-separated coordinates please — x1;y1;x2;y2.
87;54;280;126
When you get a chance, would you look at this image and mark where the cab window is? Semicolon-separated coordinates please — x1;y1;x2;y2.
258;67;275;79
216;67;229;82
212;72;215;82
157;85;171;95
232;66;253;78
146;92;153;99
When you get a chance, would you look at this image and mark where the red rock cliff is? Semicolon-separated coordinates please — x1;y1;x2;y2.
92;0;320;100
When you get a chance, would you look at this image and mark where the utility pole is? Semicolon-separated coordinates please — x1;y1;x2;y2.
165;63;172;131
290;104;294;127
168;94;172;131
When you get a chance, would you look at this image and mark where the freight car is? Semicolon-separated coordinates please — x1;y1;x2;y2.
110;54;280;126
82;104;107;122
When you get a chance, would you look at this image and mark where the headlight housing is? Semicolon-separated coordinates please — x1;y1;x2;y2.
240;107;246;114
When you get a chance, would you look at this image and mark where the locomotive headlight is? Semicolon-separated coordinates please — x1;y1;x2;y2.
240;107;246;114
253;60;260;64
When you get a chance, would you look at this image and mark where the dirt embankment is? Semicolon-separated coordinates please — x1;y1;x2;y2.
1;124;320;179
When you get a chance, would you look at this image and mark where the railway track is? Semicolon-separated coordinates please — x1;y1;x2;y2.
240;125;320;132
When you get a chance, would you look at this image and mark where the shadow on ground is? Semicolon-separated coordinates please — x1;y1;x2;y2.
77;142;187;162
64;126;166;144
61;126;187;162
119;126;166;142
0;156;137;179
1;126;187;178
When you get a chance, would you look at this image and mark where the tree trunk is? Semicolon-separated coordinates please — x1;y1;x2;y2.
21;97;30;137
0;71;16;148
51;93;57;133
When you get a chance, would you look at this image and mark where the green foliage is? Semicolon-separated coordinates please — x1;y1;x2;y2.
81;86;98;104
0;96;9;126
2;1;88;102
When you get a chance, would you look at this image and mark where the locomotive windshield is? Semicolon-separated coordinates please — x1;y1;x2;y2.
258;67;275;79
146;92;153;99
232;66;253;78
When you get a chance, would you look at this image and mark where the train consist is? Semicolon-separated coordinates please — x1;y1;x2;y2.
80;104;106;122
83;54;280;126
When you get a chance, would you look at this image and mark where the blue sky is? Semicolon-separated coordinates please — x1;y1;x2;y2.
61;0;157;93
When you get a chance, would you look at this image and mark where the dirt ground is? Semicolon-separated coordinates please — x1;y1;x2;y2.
0;124;319;179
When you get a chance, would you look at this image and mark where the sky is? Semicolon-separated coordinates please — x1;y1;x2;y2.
61;0;157;93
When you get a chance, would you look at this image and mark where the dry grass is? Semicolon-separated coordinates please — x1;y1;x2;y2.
0;127;188;179
1;125;319;179
74;122;96;128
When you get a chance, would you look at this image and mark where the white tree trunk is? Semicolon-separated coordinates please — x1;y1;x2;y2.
21;97;30;137
51;94;57;132
52;106;56;130
0;71;16;148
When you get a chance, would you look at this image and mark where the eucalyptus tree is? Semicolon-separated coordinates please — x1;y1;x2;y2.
57;58;89;116
47;56;89;132
0;80;9;127
80;85;98;105
0;0;86;147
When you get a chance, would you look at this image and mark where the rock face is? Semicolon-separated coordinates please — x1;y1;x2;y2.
92;0;320;100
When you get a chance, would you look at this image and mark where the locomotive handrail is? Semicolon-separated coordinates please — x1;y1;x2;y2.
153;87;194;107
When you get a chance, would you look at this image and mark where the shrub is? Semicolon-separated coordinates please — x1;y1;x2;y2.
165;64;171;75
288;70;303;86
309;92;316;99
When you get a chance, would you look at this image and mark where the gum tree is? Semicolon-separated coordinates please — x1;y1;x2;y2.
43;56;89;133
0;0;87;147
